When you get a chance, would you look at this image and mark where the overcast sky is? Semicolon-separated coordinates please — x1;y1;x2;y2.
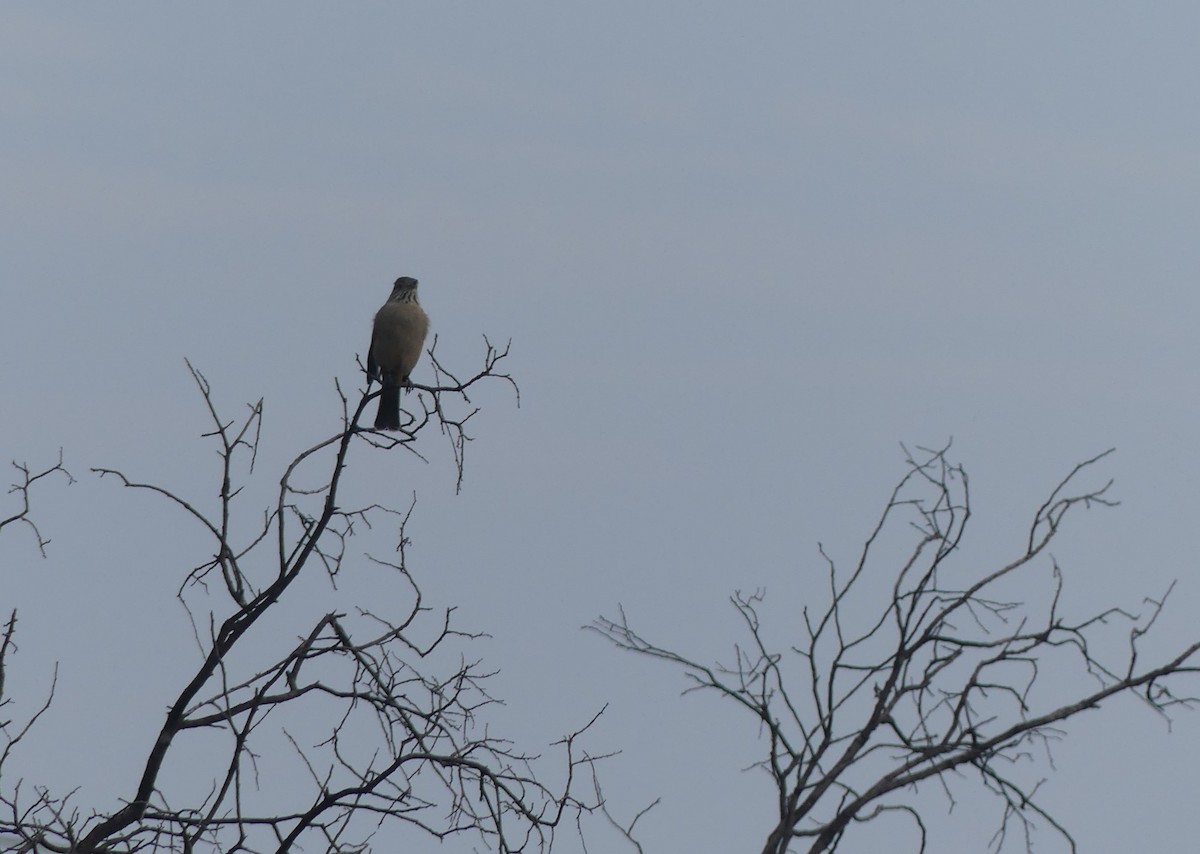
4;4;1200;852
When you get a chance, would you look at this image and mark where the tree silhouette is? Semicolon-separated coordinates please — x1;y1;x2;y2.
1;342;605;854
593;445;1200;853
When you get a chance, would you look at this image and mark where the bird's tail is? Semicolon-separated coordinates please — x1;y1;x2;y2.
375;384;402;430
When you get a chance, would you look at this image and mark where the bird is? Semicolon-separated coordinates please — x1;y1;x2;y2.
367;276;429;430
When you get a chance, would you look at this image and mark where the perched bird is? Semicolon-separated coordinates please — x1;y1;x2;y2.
367;276;429;430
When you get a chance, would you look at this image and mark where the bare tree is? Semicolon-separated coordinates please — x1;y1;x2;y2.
592;444;1200;854
1;340;605;853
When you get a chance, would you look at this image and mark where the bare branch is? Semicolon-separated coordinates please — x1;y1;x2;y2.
1;451;73;557
1;342;598;854
593;447;1200;854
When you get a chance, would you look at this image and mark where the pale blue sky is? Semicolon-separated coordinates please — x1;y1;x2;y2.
4;4;1200;851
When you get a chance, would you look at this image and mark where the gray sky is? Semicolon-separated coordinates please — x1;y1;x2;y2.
3;4;1200;851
